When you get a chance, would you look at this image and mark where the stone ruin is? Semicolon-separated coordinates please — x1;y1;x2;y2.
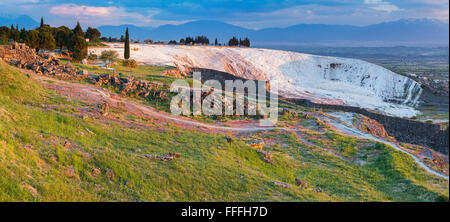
0;42;171;102
89;74;169;102
0;42;86;80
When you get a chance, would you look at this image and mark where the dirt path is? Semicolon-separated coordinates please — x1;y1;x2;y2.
35;75;448;180
36;76;274;133
316;112;449;180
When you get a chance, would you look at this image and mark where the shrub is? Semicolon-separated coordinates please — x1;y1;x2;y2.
87;54;98;61
100;50;119;67
123;59;137;68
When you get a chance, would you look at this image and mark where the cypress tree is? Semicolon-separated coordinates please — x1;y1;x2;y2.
40;17;44;28
124;28;130;59
73;21;84;37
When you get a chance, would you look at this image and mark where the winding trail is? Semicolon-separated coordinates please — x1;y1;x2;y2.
36;75;448;180
318;112;449;180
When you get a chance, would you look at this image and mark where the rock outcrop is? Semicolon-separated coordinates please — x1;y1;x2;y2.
353;114;389;138
0;42;85;80
89;74;169;102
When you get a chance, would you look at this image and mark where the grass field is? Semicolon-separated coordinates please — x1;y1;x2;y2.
0;60;448;201
61;59;181;84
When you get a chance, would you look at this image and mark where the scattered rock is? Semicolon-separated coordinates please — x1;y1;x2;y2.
248;140;265;149
280;109;300;120
77;70;89;75
273;181;291;189
167;152;182;159
64;166;77;178
63;140;71;149
144;152;181;161
257;150;275;165
92;168;101;176
0;43;83;80
106;168;115;179
89;74;168;102
163;68;185;78
354;114;389;138
295;179;308;188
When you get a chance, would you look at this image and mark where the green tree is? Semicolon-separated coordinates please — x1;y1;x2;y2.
67;22;88;62
215;38;218;46
40;17;44;28
20;28;27;42
85;27;101;41
37;22;52;35
10;26;20;42
228;37;239;46
73;21;84;37
38;31;56;51
0;26;10;39
124;28;130;59
100;50;119;67
0;34;7;45
242;37;250;47
55;26;71;50
70;35;88;62
25;30;40;49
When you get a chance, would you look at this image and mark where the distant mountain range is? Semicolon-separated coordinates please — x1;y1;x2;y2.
1;14;448;46
97;19;449;47
0;14;39;30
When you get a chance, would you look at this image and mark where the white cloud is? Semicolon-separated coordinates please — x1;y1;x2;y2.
364;0;400;13
50;4;115;17
42;3;193;27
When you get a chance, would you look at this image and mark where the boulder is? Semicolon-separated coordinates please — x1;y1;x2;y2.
354;114;389;138
273;181;291;189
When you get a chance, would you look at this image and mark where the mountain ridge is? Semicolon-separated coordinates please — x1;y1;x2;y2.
0;15;448;46
96;18;448;46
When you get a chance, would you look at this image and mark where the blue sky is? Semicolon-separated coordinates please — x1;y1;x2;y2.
0;0;448;29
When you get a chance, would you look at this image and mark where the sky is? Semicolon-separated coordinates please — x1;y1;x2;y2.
0;0;448;29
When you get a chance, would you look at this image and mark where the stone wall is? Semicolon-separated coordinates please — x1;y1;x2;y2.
286;98;449;154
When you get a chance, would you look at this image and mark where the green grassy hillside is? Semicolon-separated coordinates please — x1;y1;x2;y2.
0;60;448;201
